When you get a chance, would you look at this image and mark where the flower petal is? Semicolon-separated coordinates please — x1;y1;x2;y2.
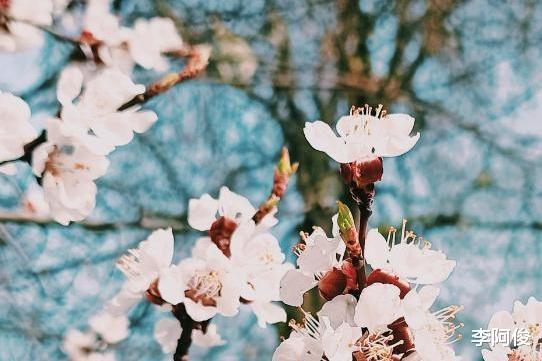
188;194;219;231
57;66;83;105
365;228;390;271
279;270;317;306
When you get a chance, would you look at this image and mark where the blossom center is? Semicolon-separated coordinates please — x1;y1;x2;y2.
358;330;401;361
44;145;89;177
185;270;222;307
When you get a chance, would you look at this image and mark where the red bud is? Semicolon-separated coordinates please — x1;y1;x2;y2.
318;267;347;301
341;260;358;292
340;157;383;188
208;216;237;257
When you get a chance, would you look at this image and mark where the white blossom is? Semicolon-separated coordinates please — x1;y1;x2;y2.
154;317;182;354
83;0;123;46
116;228;174;294
57;66;157;155
274;295;406;361
279;226;344;307
188;186;259;231
0;0;53;51
365;221;456;284
192;324;226;348
402;287;463;361
229;220;292;304
158;238;243;322
122;17;183;71
0;92;37;162
88;312;129;344
31;118;109;225
304;105;420;163
481;297;542;361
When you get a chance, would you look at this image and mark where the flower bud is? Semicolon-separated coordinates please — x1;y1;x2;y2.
341;259;358;292
318;267;347;301
273;147;299;198
208;216;237;257
367;269;410;298
340;157;383;188
337;201;361;258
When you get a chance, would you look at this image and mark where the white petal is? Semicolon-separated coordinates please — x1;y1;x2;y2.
154;318;182;354
88;312;129;344
192;324;226;347
279;270;317;307
318;294;357;329
354;283;402;332
218;186;255;221
251;302;287;328
140;228;174;269
481;348;508;361
322;322;363;361
364;228;390;271
188;194;219;231
57;66;83;105
303;121;351;163
157;265;185;305
183;298;217;322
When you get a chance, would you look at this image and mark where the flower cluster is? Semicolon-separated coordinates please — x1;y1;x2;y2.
0;0;214;227
273;109;463;361
18;65;155;225
109;181;295;355
276;217;462;361
482;297;542;361
80;0;184;73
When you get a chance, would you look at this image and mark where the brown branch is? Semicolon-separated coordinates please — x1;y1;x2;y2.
118;45;211;111
172;304;195;361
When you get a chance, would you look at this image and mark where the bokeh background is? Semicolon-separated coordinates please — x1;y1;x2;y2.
1;0;541;360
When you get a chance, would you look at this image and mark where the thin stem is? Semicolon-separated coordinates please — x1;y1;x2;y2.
118;45;210;111
349;183;375;292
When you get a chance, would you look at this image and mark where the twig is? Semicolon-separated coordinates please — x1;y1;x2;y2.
118;45;211;111
172;304;195;361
